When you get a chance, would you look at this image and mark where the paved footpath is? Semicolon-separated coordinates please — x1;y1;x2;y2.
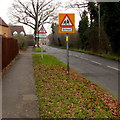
2;47;39;118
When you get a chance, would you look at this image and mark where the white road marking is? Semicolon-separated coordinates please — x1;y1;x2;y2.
107;66;120;71
90;60;102;65
51;48;120;71
82;57;89;61
75;55;79;57
74;55;90;61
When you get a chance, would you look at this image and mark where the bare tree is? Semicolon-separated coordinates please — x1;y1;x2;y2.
65;0;88;19
10;0;60;46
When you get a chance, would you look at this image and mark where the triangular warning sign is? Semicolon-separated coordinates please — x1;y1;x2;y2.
60;14;74;27
38;25;47;34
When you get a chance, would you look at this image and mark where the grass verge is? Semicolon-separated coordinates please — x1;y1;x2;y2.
70;48;120;62
33;47;46;52
33;54;119;118
50;45;120;61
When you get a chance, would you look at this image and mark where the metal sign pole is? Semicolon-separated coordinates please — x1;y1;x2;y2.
41;0;44;59
41;39;43;59
66;33;69;75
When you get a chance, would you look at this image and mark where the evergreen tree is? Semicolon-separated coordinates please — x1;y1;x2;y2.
101;2;120;55
88;2;98;27
78;11;89;50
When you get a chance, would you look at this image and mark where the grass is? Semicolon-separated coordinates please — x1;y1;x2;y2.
97;53;120;61
71;48;120;61
50;45;120;61
33;47;46;52
33;54;119;118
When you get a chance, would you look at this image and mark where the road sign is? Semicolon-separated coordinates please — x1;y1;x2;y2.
35;33;47;38
38;25;47;34
61;28;72;32
39;34;47;38
35;25;47;38
58;13;75;33
60;14;74;27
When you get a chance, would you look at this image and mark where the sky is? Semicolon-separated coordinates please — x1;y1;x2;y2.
0;0;13;21
0;0;86;35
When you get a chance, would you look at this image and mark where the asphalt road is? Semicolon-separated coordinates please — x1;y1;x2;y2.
43;45;120;100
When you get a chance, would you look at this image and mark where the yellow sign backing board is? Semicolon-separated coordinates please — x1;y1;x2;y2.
58;13;75;34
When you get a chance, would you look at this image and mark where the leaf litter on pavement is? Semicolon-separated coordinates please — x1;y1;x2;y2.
33;54;120;118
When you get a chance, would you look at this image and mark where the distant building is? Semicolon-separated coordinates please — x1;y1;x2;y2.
9;25;26;36
0;17;12;37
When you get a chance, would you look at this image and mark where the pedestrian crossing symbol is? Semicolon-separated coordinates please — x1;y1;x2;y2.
60;15;74;27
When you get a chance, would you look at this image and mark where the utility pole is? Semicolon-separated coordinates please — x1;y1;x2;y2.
98;3;101;53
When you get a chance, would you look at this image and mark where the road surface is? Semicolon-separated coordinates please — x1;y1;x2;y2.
43;45;120;100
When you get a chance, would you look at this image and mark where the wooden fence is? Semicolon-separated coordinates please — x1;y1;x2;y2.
1;37;19;70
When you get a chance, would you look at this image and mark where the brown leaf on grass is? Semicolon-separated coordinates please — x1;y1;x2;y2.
98;92;120;117
60;66;67;71
34;55;120;118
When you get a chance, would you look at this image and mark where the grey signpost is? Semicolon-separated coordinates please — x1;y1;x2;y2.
66;34;69;74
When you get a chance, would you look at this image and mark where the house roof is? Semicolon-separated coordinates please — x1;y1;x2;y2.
0;17;8;27
9;25;26;35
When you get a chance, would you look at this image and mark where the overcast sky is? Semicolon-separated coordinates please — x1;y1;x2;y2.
0;0;86;34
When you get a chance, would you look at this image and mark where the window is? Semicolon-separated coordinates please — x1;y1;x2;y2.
20;31;24;35
13;31;17;36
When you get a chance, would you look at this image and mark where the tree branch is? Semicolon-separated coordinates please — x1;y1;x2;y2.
10;0;59;32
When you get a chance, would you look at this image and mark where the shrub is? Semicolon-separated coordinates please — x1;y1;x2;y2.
13;34;28;50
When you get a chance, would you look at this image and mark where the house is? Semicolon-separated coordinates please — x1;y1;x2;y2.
0;17;12;37
9;25;26;36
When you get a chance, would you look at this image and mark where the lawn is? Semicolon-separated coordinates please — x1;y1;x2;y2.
51;45;120;61
33;54;119;118
33;47;46;52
